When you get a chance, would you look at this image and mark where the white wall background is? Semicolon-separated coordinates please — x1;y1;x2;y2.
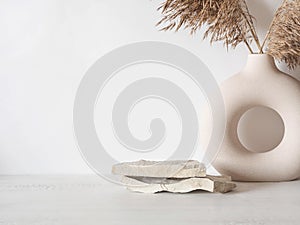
0;0;298;174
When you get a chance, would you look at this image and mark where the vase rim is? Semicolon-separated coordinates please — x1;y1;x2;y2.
247;53;273;57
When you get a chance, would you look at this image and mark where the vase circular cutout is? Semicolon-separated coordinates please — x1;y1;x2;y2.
237;106;284;153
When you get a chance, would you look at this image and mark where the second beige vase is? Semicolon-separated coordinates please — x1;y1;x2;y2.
213;54;300;181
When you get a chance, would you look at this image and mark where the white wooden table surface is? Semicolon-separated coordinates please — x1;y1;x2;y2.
0;175;299;225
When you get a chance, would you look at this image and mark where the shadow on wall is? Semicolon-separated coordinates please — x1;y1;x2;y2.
278;65;300;81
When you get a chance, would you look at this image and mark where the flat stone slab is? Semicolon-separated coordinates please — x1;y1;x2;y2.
112;160;206;178
122;175;236;193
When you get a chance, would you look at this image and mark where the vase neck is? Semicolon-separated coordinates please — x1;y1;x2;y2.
242;54;278;76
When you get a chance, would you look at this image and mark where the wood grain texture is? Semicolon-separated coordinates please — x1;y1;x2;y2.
0;175;300;225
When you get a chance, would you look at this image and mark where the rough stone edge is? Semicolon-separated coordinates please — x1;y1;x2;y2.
112;160;206;178
121;176;236;194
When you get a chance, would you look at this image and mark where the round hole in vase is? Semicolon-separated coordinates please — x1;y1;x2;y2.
237;106;285;153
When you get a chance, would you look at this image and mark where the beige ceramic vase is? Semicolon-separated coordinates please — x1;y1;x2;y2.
213;54;300;181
